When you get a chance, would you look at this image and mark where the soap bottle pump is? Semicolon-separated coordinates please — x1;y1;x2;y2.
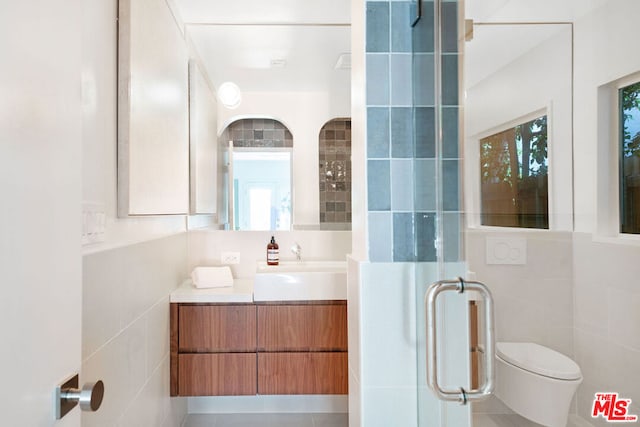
267;236;279;266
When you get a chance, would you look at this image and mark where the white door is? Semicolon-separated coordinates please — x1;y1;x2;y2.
0;1;83;425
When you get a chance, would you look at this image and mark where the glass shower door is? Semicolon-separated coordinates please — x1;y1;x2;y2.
412;1;496;426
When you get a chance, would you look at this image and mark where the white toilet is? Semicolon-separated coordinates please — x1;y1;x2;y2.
494;342;582;427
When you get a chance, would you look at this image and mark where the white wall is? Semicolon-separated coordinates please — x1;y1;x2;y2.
573;0;640;233
464;26;573;230
81;0;189;425
218;91;351;227
350;0;367;261
466;2;640;424
572;1;640;423
82;0;186;256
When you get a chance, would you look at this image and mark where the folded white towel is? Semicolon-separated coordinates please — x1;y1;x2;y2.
191;266;234;289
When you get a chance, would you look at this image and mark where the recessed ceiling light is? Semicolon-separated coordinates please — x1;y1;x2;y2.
270;59;287;68
217;82;242;109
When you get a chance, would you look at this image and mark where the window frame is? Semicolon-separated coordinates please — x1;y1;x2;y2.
617;79;640;235
595;72;640;244
468;107;557;231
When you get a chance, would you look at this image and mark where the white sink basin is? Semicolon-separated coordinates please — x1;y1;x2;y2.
253;261;347;301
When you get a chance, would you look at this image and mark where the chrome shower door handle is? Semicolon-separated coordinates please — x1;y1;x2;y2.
425;277;495;404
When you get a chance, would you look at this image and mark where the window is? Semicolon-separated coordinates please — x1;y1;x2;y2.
480;114;548;229
620;82;640;234
232;150;291;231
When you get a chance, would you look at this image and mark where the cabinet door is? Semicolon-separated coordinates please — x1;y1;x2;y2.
258;352;348;395
257;303;347;351
179;305;256;352
179;353;257;396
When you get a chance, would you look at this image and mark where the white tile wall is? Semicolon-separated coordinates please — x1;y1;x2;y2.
354;262;418;427
468;230;640;425
187;230;352;278
573;232;640;424
466;229;576;421
81;234;188;426
467;230;575;356
347;256;363;427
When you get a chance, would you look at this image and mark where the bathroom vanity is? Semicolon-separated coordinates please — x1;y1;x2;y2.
169;270;348;397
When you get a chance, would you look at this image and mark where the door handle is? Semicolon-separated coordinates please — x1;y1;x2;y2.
425;277;495;404
55;374;104;419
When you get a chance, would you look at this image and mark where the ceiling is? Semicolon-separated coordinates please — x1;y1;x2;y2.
171;0;609;95
466;0;607;22
171;0;351;94
464;0;607;88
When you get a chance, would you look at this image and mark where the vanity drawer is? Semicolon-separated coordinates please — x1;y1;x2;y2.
178;353;257;396
258;352;348;395
178;304;256;352
257;303;347;351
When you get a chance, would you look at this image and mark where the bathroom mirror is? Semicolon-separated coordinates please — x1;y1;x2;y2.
175;1;351;231
463;20;573;230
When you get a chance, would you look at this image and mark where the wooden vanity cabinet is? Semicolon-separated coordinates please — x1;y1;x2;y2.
170;303;257;396
256;301;348;395
170;300;348;396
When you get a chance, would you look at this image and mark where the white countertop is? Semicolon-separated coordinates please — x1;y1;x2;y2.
170;279;254;303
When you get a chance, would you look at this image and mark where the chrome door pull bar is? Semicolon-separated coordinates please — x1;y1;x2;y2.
425;277;495;404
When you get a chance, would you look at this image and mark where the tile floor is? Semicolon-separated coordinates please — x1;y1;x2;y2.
183;413;348;427
473;414;594;427
185;413;591;427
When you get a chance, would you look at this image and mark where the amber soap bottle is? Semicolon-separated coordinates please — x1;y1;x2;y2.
267;236;279;265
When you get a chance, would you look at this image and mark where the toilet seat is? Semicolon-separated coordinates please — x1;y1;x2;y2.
496;342;582;381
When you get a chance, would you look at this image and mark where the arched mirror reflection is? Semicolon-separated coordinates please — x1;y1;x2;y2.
220;118;293;231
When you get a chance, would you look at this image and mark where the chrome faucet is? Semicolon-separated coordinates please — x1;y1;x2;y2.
291;242;302;261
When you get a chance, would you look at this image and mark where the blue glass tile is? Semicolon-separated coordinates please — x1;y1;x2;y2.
416;212;436;261
442;2;458;53
413;54;434;106
442;54;459;106
415;107;435;158
391;107;413;158
443;107;459;158
368;160;391;211
391;54;413;105
393;213;415;262
443;212;461;262
391;159;414;211
369;212;393;262
443;159;459;211
366;2;390;53
367;107;390;158
366;54;390;105
411;1;434;53
414;159;436;211
391;2;412;52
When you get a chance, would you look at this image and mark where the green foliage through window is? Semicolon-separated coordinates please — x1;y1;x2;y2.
620;82;640;234
480;115;549;229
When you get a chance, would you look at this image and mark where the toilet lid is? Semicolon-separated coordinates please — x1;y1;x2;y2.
496;342;582;380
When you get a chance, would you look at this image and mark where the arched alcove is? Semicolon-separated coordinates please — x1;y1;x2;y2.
318;118;351;228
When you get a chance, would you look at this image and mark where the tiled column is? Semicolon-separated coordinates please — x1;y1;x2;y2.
365;0;461;263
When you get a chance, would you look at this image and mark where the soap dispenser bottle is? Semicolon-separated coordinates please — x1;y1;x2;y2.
267;236;279;266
